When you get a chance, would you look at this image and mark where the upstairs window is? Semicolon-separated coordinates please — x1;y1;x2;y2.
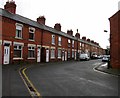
16;23;23;39
68;39;71;47
58;36;62;46
72;40;74;48
52;35;55;45
29;27;35;41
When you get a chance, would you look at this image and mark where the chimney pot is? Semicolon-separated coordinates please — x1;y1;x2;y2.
4;0;16;14
37;16;46;25
67;29;73;36
54;23;61;31
82;36;86;40
75;33;80;39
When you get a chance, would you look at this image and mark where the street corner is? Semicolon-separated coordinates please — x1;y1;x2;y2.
94;63;120;76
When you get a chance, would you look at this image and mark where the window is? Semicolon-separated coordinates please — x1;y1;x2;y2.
58;36;62;46
14;45;22;58
58;49;62;58
29;27;35;41
72;40;74;47
16;23;23;38
82;43;85;48
28;46;35;58
72;51;74;58
51;49;55;59
52;35;55;45
68;50;70;58
68;39;71;47
80;43;82;49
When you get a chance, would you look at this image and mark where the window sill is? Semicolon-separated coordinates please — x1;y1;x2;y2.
52;43;55;45
15;37;22;39
29;39;35;41
58;57;62;59
51;57;55;59
13;58;23;60
27;58;36;59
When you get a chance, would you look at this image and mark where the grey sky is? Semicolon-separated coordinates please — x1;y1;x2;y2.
0;0;119;48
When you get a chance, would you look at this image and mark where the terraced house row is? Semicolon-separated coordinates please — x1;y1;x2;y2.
0;1;104;65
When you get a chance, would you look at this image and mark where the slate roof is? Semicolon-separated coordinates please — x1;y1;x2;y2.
0;8;100;48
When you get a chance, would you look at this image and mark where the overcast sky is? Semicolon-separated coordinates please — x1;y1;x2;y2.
0;0;119;49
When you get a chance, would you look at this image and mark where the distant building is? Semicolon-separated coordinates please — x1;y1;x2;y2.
109;10;120;69
0;1;104;64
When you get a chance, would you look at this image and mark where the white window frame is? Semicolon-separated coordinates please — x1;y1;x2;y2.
28;46;35;59
72;40;74;47
58;49;62;58
52;35;55;45
58;36;62;46
15;23;23;39
51;49;55;59
29;27;35;41
68;39;71;47
13;42;24;59
68;50;70;58
72;51;74;58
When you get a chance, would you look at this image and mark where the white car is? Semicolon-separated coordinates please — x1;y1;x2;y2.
80;53;90;61
102;55;110;62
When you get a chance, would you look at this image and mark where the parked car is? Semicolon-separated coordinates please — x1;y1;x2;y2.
97;55;103;59
102;55;110;62
80;53;90;61
91;54;98;59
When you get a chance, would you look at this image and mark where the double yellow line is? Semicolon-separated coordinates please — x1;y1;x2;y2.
19;66;41;98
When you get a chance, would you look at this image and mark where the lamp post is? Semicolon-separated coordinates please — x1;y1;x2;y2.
76;29;79;61
104;30;111;68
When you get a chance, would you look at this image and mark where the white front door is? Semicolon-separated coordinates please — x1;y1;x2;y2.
4;46;10;64
37;48;41;62
62;51;64;61
75;51;77;60
65;52;67;61
46;49;49;62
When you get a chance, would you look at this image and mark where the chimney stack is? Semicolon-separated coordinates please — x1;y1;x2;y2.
67;29;73;36
91;40;94;43
75;33;80;39
4;0;16;14
82;36;86;40
54;23;61;31
37;16;46;25
87;39;90;42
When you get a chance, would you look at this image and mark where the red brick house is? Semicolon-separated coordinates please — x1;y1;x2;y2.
109;10;120;69
0;1;104;65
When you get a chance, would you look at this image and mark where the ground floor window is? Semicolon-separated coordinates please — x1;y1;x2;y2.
51;49;55;59
68;50;70;58
14;45;22;58
28;46;35;58
72;51;74;58
58;49;62;58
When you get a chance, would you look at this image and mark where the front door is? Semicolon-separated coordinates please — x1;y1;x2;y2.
4;46;10;64
65;51;67;61
46;49;49;62
75;51;77;60
62;51;64;61
37;48;41;62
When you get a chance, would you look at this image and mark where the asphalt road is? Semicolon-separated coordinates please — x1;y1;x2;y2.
25;60;118;96
2;64;30;97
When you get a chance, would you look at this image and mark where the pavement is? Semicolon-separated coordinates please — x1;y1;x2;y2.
94;62;120;76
